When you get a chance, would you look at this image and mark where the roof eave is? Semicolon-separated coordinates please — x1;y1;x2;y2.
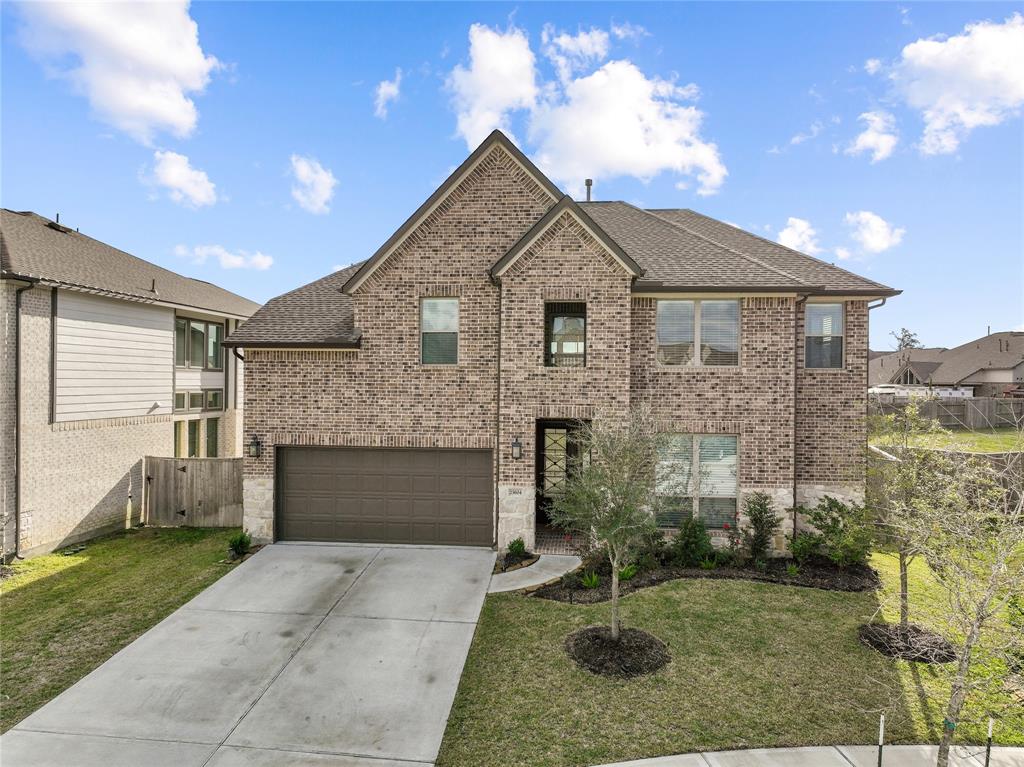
222;337;362;349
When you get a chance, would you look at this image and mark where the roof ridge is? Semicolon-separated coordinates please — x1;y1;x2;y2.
636;205;812;287
677;208;893;292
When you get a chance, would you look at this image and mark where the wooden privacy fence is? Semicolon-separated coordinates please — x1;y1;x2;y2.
869;397;1024;430
144;456;243;528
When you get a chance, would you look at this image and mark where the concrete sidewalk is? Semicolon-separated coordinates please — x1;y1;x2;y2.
2;543;495;767
595;745;1023;767
488;553;581;592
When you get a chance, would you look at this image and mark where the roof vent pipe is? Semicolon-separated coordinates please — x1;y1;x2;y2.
585;179;592;202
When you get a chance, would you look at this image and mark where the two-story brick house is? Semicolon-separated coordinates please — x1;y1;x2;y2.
226;131;898;551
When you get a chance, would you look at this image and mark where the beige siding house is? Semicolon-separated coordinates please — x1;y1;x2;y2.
1;210;260;558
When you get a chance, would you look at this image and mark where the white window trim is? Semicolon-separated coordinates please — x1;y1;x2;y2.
655;299;741;368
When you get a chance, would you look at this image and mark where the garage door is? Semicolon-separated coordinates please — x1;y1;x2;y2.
276;447;493;545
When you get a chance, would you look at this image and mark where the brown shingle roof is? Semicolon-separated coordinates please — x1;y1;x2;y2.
224;263;363;347
1;209;260;317
869;334;1024;386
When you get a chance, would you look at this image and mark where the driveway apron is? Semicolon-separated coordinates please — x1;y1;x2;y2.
3;543;495;767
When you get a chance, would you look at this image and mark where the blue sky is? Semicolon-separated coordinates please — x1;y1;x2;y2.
3;2;1022;349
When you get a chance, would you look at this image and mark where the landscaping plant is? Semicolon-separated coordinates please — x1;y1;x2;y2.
506;537;527;559
740;492;780;563
788;530;821;565
549;406;664;641
800;496;873;568
665;518;714;567
227;530;252;559
580;571;601;589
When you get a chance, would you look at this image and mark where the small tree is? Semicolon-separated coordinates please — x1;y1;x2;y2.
549;407;663;641
890;327;923;350
915;447;1024;767
869;400;950;628
742;492;780;563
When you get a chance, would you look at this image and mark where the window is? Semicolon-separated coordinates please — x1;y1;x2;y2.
174;392;187;412
204;389;223;411
805;303;844;368
897;368;920;385
189;321;205;369
174;421;185;458
187;420;199;458
545;303;586;367
421;298;458;364
175;319;188;367
206;324;223;370
206;418;219;457
657;300;739;366
189;392;204;411
656;434;738;529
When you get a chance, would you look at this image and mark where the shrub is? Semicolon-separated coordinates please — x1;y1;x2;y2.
636;527;669;565
561;570;582;590
788;530;822;565
786;562;800;577
699;557;717;570
802;496;874;568
618;563;639;581
228;530;251;558
581;571;601;589
507;537;527;558
741;492;781;563
666;518;714;567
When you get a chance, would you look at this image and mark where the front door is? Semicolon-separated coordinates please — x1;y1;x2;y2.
535;420;585;525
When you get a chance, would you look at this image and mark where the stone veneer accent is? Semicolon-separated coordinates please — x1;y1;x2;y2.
240;144;872;550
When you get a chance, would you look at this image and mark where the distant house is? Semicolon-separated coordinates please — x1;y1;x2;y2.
2;210;261;558
869;332;1024;398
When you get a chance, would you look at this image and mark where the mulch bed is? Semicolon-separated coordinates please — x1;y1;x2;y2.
858;623;957;663
493;552;540;574
565;625;671;678
534;559;879;604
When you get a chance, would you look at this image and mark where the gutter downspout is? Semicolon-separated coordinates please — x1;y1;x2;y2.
792;294;808;541
12;280;38;560
493;276;502;549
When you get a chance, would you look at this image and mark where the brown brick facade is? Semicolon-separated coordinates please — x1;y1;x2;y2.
240;146;871;547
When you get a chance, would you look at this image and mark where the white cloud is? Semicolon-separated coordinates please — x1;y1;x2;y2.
151;150;217;207
289;155;337;215
374;68;402;119
777;217;822;255
790;121;823;145
864;58;882;75
845;111;899;163
610;22;648;42
175;244;272;270
835;246;852;261
542;25;610;83
892;14;1024;155
530;61;725;197
17;1;219;144
447;23;538;147
844;211;905;253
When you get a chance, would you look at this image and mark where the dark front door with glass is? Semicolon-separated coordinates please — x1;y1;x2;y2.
535;420;585;525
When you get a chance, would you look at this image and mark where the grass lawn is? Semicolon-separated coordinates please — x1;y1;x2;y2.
437;553;1024;767
871;427;1021;453
0;527;238;733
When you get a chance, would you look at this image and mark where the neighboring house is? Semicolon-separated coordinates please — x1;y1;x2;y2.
1;210;260;558
226;131;899;552
869;332;1024;398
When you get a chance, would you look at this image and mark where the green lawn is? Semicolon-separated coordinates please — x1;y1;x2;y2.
0;527;238;733
437;553;1024;767
871;427;1021;453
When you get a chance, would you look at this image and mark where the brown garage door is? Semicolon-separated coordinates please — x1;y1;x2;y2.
276;447;493;546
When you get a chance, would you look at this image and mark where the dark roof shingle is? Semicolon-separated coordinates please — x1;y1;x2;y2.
1;209;260;317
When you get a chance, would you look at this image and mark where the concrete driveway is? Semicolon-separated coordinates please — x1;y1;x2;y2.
2;543;495;767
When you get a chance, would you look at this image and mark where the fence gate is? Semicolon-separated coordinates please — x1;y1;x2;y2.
144;456;243;528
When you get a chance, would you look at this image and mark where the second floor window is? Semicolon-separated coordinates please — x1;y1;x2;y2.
545;303;586;367
175;318;224;370
657;299;740;366
421;298;458;364
805;303;844;368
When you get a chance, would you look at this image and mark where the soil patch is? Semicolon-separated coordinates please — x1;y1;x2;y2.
493;553;540;574
535;559;878;603
858;623;957;663
565;625;671;678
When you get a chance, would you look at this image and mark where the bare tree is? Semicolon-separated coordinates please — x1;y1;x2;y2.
912;446;1024;767
549;406;663;641
890;327;923;350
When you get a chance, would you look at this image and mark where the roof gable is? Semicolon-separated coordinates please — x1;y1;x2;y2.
341;130;562;295
490;196;642;280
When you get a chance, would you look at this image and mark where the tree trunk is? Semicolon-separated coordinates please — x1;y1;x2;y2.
936;620;981;767
610;559;621;641
899;550;910;629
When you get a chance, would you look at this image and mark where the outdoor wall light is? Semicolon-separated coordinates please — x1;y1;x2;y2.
511;437;522;460
247;435;263;459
